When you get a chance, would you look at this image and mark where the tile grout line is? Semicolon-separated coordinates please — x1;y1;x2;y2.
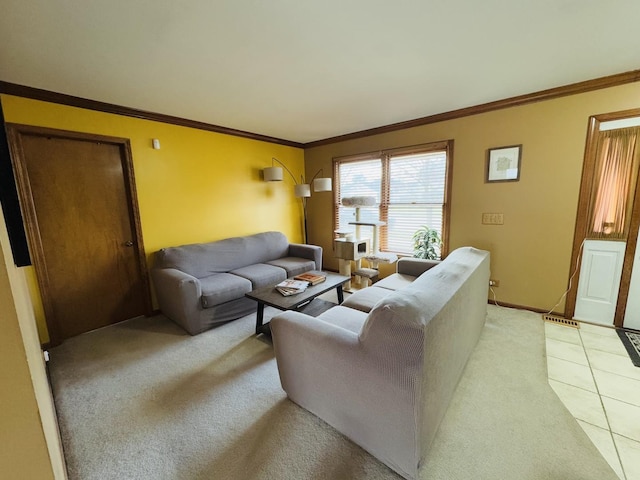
546;335;640;382
579;328;627;480
548;365;640;409
590;366;640;390
544;328;623;478
548;333;629;359
546;352;590;368
545;322;640;478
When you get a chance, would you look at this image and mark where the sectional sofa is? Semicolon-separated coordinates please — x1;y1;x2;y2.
270;246;490;479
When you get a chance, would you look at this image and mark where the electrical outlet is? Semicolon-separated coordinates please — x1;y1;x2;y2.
482;213;504;225
489;279;500;287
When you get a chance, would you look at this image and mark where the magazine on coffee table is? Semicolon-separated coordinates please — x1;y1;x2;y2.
293;272;326;285
276;279;309;296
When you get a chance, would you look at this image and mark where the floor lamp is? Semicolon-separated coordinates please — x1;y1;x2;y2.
263;157;332;243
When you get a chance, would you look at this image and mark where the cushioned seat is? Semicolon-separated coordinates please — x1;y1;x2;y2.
314;305;368;333
265;257;316;277
200;273;252;308
341;286;391;313
374;273;417;291
229;263;287;288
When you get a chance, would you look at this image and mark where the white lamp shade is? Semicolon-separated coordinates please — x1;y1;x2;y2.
313;177;332;192
294;184;311;198
263;166;283;182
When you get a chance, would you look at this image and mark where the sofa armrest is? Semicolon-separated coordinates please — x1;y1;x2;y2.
150;268;202;335
270;310;417;477
271;311;367;400
288;243;323;270
272;311;359;350
396;257;441;277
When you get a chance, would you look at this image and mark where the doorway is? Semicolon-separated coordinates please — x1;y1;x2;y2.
565;110;640;329
7;124;152;345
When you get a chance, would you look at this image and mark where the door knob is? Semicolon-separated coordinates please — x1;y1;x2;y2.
125;241;134;247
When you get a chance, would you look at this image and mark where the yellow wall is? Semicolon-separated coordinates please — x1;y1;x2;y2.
1;94;305;343
6;82;640;331
0;204;66;479
305;82;640;313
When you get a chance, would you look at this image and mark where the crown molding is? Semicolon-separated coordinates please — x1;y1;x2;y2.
304;69;640;148
0;81;304;149
3;69;640;150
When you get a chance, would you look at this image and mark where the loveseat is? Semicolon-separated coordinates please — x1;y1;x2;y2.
152;231;322;335
270;247;490;480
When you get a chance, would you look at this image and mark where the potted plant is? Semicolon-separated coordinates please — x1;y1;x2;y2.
412;226;442;260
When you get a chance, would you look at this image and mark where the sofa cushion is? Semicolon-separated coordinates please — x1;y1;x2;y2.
265;257;316;277
316;305;368;333
396;257;441;277
155;231;290;278
230;263;287;288
341;286;392;313
200;273;253;308
375;273;417;291
361;247;488;339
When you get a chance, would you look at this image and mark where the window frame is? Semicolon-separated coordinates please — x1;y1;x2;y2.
332;140;453;257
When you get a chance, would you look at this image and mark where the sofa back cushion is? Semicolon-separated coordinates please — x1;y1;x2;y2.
155;231;290;278
360;247;489;339
359;246;490;465
358;247;489;402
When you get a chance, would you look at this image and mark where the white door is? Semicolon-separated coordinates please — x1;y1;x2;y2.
574;240;626;326
624;227;640;330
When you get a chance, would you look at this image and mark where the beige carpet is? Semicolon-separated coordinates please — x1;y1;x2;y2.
49;304;617;480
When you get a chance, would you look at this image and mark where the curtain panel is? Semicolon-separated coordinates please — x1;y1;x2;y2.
587;127;640;239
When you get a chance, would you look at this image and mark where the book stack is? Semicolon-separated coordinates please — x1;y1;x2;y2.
294;272;326;285
276;279;310;296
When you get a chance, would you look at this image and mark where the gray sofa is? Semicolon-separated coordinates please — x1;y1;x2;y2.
152;231;322;335
270;247;490;480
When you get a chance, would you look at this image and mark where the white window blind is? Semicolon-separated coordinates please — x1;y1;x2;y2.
386;152;446;254
335;144;449;257
336;159;381;233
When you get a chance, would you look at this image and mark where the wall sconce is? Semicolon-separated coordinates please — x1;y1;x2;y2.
263;157;333;241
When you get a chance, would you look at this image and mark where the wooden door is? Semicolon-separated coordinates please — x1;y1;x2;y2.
7;124;151;344
566;110;640;327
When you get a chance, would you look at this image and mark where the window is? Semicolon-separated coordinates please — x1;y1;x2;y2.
333;141;452;257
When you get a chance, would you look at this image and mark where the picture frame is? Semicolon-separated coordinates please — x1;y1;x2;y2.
486;145;522;183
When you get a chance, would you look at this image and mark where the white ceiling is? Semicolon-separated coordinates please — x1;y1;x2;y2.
1;1;640;144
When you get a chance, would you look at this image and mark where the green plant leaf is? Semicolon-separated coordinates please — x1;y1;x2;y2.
412;226;442;260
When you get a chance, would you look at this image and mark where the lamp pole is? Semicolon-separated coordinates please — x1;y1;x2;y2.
265;158;331;244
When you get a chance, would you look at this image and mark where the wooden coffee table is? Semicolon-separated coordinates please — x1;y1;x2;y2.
245;271;350;335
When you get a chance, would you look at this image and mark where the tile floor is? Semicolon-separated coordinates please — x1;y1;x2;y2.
545;320;640;480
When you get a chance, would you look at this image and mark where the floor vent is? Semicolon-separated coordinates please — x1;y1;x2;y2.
542;314;580;328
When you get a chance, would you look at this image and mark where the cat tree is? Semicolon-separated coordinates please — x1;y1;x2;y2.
334;196;396;289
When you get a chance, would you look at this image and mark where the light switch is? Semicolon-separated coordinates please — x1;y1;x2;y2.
482;213;504;225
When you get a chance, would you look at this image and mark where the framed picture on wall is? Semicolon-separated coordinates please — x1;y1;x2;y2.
486;145;522;182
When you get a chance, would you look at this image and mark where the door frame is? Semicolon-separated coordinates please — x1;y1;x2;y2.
6;124;153;345
565;108;640;327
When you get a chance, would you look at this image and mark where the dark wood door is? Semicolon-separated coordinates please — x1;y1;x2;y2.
8;125;151;343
